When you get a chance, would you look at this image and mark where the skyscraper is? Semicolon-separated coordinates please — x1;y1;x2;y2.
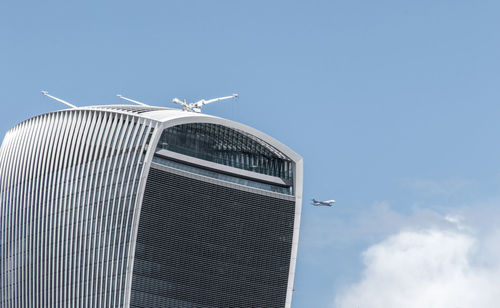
0;105;303;307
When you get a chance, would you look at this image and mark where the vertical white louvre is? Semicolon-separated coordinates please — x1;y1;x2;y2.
0;110;155;307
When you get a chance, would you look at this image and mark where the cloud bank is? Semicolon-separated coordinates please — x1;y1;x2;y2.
334;227;500;308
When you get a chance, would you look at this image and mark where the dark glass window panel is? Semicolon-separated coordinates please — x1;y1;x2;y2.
152;156;293;195
131;168;295;308
157;123;294;181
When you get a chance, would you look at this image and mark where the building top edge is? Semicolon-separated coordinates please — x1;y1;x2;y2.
8;104;303;163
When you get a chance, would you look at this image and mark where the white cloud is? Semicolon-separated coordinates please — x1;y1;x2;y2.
300;202;450;249
334;228;500;308
444;214;469;231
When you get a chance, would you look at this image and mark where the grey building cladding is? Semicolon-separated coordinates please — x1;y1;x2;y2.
0;105;303;308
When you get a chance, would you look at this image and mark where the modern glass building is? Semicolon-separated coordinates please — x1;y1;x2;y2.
0;105;303;307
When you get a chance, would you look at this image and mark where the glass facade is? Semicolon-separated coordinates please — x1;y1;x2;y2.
131;166;295;308
152;156;293;195
158;123;294;181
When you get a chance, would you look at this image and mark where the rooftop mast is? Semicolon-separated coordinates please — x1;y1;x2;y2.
116;94;150;106
41;91;77;109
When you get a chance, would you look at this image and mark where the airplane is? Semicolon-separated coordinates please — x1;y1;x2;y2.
311;199;336;207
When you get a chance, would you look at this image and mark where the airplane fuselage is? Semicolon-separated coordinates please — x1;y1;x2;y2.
312;199;335;206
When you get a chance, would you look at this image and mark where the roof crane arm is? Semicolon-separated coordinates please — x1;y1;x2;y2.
41;91;77;109
172;98;186;106
116;94;149;106
192;94;238;108
172;98;190;111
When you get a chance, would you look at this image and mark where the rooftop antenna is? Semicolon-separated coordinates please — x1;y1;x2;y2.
116;94;149;106
172;93;238;113
41;91;77;109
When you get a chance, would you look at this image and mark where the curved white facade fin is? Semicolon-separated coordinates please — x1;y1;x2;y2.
0;110;155;307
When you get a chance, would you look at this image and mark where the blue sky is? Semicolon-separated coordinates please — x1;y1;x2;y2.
2;1;500;307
